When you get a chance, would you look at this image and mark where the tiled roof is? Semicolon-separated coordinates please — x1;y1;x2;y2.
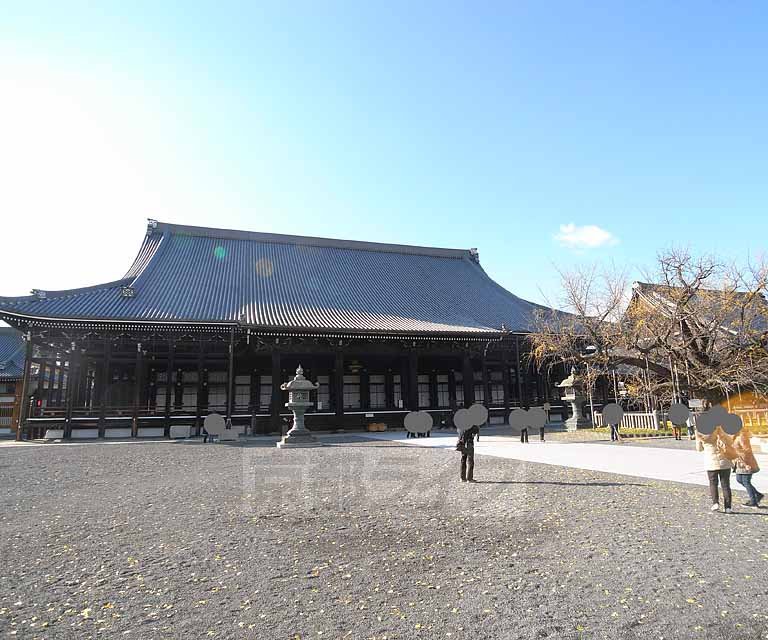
0;327;25;379
0;221;553;335
632;281;768;332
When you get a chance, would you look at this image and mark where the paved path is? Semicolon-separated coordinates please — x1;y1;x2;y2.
361;431;768;493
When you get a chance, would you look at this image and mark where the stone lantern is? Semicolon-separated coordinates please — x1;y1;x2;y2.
276;365;323;449
556;366;593;431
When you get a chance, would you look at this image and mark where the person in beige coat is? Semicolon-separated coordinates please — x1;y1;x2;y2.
696;427;734;513
733;428;763;507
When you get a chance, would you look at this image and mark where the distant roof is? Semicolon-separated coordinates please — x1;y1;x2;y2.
0;327;25;379
0;220;554;335
631;280;768;332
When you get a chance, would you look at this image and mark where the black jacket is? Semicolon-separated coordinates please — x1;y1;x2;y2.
460;426;480;451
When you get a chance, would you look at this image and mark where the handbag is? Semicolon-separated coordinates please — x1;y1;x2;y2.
455;439;466;453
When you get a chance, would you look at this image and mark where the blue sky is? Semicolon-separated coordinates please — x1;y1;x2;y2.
1;1;766;308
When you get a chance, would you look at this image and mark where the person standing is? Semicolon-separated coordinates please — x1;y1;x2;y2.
603;403;624;443
733;427;763;507
520;425;529;443
696;427;734;513
458;425;480;482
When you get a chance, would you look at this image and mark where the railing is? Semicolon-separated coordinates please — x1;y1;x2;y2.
732;408;768;428
594;410;661;430
0;404;14;430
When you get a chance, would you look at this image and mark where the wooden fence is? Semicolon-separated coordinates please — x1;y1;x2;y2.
594;410;661;430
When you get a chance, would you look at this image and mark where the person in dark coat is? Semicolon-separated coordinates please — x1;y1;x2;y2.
458;425;480;482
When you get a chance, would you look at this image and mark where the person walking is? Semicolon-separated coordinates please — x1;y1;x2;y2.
696;427;734;513
603;403;624;443
733;427;763;507
672;421;683;440
458;425;480;482
520;425;529;443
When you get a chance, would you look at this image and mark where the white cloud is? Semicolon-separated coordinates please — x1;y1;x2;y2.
555;223;619;250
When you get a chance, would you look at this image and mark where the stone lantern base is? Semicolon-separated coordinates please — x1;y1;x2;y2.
276;430;324;449
276;407;324;449
564;414;593;432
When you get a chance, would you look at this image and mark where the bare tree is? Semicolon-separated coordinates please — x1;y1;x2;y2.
531;263;630;405
532;248;768;407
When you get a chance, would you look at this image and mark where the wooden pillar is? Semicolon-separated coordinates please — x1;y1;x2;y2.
16;335;34;441
164;339;175;438
226;327;235;422
64;347;81;439
535;360;544;405
47;361;58;408
408;351;418;410
515;336;528;409
55;358;65;407
132;343;144;437
462;353;474;408
248;368;258;435
12;376;23;438
385;369;395;409
37;358;47;416
84;363;95;411
334;351;344;424
271;350;282;433
361;369;370;411
429;370;438;409
399;357;409;409
196;343;205;436
502;351;511;420
56;361;66;406
448;370;457;410
481;358;490;407
98;338;111;438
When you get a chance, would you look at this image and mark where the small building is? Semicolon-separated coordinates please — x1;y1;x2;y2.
0;328;26;436
0;220;565;439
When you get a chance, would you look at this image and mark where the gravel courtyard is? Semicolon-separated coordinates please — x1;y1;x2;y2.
1;438;767;640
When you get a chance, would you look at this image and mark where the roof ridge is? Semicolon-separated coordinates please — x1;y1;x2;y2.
152;220;472;260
